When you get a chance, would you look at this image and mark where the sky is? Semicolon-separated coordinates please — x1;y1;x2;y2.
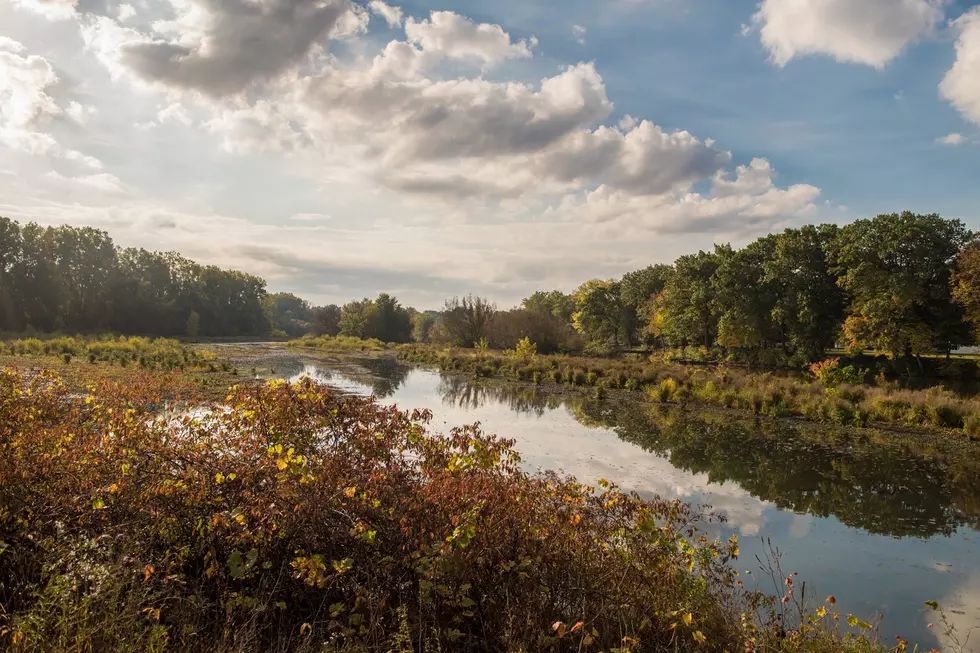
1;0;979;309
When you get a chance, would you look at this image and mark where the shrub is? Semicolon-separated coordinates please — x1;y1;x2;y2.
1;369;760;652
809;358;866;387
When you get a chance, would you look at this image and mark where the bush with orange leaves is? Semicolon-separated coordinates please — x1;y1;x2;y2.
0;368;890;652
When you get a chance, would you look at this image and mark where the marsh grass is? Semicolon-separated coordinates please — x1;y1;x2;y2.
397;344;980;437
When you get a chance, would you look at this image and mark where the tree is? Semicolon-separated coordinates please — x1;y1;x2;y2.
831;212;970;357
313;305;342;336
572;280;626;349
522;290;576;324
186;310;201;338
620;265;674;347
712;239;778;349
264;293;314;337
442;295;496;347
952;241;980;344
339;299;377;339
412;312;438;343
372;293;413;343
653;251;720;348
764;225;845;361
0;218;22;331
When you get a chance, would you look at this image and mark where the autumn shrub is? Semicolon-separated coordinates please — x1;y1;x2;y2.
809;358;867;387
288;334;386;352
0;368;766;652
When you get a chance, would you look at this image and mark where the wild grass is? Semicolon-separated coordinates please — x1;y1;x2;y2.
1;335;214;371
397;343;980;438
0;369;900;652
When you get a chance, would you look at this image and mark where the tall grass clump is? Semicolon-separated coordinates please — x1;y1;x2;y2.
2;335;212;371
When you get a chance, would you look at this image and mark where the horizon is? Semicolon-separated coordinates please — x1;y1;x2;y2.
2;0;979;309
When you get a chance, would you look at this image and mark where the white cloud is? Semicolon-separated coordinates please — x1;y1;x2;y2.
940;7;980;125
368;0;402;28
404;11;535;64
937;132;965;145
0;39;102;169
573;24;586;44
754;0;944;68
157;101;192;125
44;170;126;193
117;3;136;21
9;0;77;21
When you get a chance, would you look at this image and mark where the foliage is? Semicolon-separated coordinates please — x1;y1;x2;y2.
411;311;437;343
654;251;720;349
338;295;413;344
1;369;767;652
952;240;980;341
441;295;496;347
312;304;342;337
506;336;537;363
809;358;866;387
831;212;971;357
571;279;629;349
263;293;316;337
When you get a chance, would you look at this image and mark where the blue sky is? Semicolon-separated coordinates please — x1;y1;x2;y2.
1;0;978;308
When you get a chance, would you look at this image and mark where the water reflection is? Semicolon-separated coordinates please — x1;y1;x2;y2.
383;370;980;540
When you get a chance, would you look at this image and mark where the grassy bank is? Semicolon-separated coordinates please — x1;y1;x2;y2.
397;344;980;438
0;368;900;652
0;335;252;401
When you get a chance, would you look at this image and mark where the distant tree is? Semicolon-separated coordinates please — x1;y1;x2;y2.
522;290;576;324
654;251;720;348
620;264;673;346
572;280;626;349
712;239;778;349
313;304;341;336
412;311;438;343
831;212;971;357
764;225;845;361
263;292;315;337
0;217;22;331
339;299;377;339
372;293;413;343
186;310;201;338
952;241;980;344
442;295;496;347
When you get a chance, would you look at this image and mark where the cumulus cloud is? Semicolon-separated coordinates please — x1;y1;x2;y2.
117;3;136;20
368;0;402;28
95;0;363;96
754;0;944;67
0;38;102;169
404;11;535;65
940;7;980;125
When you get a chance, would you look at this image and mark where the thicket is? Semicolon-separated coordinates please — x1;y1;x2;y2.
0;370;897;652
398;344;980;437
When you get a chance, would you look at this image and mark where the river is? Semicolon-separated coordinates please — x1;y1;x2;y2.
253;351;980;650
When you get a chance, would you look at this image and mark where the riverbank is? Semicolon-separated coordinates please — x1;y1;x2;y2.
389;342;980;438
0;366;897;652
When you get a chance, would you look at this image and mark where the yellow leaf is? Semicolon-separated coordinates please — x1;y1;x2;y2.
693;630;707;644
276;460;288;471
816;606;827;618
682;612;693;627
344;487;357;498
570;514;581;526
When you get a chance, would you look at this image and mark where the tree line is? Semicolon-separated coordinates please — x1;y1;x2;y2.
5;212;980;363
419;212;980;364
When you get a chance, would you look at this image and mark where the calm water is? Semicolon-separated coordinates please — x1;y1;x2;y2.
281;356;980;651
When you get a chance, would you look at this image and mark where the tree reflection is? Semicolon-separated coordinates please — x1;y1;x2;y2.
605;403;980;538
353;357;411;397
433;373;980;538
